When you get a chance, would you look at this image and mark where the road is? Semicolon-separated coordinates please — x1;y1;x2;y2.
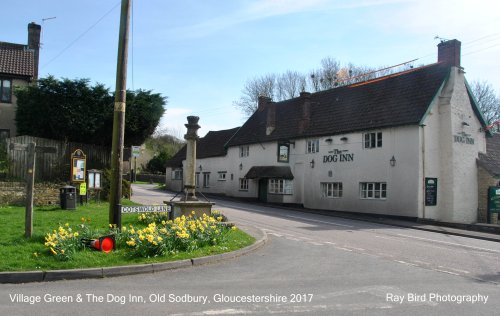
1;184;500;315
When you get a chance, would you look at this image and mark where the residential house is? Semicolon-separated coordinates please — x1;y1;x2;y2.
0;22;41;140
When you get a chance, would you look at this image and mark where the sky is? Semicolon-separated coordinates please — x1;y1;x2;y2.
2;0;500;138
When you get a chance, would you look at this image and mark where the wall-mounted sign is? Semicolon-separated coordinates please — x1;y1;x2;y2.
121;205;171;213
277;143;290;163
425;177;438;206
132;146;141;158
454;132;474;145
323;149;354;163
71;149;86;182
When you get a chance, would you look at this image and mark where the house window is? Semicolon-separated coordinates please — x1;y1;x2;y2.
203;172;210;188
0;79;12;103
239;146;249;157
0;129;9;141
321;182;343;198
277;143;290;162
307;139;320;153
218;171;227;181
360;182;387;199
269;179;293;195
172;169;183;180
239;178;248;191
364;132;382;149
195;172;200;188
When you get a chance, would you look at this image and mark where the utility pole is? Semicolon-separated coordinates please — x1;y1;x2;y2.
109;0;131;229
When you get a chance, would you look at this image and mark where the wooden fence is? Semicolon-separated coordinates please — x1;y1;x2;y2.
6;136;112;181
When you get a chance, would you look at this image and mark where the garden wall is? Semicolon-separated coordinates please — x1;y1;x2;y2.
0;181;62;206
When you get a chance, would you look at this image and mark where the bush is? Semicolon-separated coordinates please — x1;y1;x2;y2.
101;169;132;200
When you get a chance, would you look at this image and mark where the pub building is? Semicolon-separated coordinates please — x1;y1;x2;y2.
166;39;499;224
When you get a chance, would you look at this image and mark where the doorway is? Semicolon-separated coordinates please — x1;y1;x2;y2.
258;179;268;202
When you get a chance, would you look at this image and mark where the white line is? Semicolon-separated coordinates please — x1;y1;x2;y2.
284;214;355;228
308;242;324;246
437;266;470;274
434;269;460;276
336;247;353;252
396;233;500;254
325;241;337;245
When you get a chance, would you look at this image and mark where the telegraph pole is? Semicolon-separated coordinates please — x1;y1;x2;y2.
109;0;131;229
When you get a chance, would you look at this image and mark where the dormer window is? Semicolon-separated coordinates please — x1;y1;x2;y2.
363;132;382;149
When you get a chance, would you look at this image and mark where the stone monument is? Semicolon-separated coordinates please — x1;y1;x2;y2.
168;116;214;218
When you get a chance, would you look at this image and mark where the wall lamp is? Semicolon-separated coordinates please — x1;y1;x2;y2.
310;159;315;168
199;165;202;171
239;163;243;170
325;138;333;144
390;156;396;167
462;121;470;126
340;137;348;142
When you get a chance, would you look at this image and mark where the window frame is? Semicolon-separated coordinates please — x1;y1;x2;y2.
268;179;293;195
172;169;183;180
239;146;249;157
306;139;320;154
239;178;249;191
218;171;227;181
363;132;383;149
360;182;387;200
0;78;12;103
321;182;343;198
202;172;210;188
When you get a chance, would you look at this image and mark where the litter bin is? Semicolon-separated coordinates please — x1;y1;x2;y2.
60;185;76;210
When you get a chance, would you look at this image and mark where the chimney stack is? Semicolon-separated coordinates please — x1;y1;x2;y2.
27;22;41;80
299;92;311;133
437;39;461;68
257;95;272;112
265;102;276;135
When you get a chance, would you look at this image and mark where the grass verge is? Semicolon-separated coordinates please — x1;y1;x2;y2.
0;201;255;271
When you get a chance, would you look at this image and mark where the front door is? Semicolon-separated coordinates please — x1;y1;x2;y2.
258;179;268;202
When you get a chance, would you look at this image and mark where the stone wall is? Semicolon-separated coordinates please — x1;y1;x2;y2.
0;181;62;206
477;166;500;223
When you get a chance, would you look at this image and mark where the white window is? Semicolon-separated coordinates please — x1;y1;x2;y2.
307;139;320;153
239;178;248;191
269;179;293;195
203;173;210;188
172;169;183;180
364;132;382;149
218;172;227;181
321;182;343;198
360;182;387;199
240;146;249;157
0;79;12;103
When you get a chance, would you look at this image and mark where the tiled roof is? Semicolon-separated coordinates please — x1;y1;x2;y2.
227;63;451;146
0;42;34;77
478;134;500;176
166;127;240;168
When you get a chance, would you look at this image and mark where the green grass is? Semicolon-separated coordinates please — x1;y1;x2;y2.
0;202;255;271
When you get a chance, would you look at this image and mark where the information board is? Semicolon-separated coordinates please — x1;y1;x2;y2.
425;178;438;206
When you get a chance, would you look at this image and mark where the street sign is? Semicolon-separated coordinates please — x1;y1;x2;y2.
132;146;141;158
425;178;438;206
121;205;171;213
79;182;87;195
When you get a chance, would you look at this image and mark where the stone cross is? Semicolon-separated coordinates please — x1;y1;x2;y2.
184;116;200;201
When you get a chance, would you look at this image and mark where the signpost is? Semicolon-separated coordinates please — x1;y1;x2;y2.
9;142;56;238
131;145;140;182
121;205;171;214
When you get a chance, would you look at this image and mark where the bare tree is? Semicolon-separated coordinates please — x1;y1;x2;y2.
277;70;306;100
233;74;277;116
470;80;500;125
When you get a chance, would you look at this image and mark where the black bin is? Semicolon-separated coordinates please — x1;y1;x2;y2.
60;185;76;210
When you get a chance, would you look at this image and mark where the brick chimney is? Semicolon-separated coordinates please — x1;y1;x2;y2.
27;22;41;80
437;39;461;67
266;102;276;135
298;92;311;133
257;95;271;112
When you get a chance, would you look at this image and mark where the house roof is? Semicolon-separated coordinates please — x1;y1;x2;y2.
0;42;34;78
478;134;500;176
166;127;240;168
226;63;452;147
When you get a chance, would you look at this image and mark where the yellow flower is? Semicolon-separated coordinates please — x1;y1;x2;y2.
109;224;113;228
130;228;135;234
147;235;155;243
74;232;79;237
126;239;136;247
139;235;145;241
65;223;69;227
157;236;163;242
50;247;57;255
161;220;166;225
231;226;237;231
60;249;65;254
33;252;38;257
81;217;85;222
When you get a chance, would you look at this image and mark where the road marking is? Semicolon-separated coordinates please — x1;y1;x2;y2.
325;241;336;245
284;214;355;228
336;247;353;252
434;269;460;276
437;266;470;274
396;233;500;254
308;241;324;246
395;260;418;267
